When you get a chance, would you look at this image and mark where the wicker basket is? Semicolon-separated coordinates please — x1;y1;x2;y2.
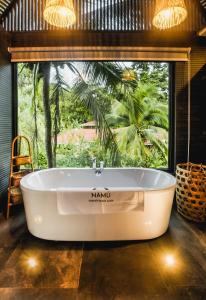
14;155;32;166
176;163;206;222
12;170;31;187
9;187;22;204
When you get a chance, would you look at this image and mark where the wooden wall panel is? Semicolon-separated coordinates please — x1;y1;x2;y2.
0;28;12;213
190;46;206;163
175;46;206;165
10;31;196;48
8;46;191;62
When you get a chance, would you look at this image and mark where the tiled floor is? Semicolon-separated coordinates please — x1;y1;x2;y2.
0;208;206;300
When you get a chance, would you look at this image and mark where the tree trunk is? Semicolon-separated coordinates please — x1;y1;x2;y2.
53;65;61;168
41;62;53;168
53;87;60;167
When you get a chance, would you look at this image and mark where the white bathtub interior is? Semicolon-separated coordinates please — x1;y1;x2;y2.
24;168;175;191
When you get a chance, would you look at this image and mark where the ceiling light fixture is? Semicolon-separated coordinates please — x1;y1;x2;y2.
153;0;187;30
44;0;76;28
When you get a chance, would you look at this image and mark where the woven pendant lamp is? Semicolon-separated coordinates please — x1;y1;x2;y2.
44;0;76;28
153;0;187;30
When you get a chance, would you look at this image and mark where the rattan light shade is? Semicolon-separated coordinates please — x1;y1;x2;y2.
153;0;187;30
44;0;76;28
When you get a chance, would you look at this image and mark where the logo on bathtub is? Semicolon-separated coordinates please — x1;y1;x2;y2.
91;192;111;198
89;192;114;202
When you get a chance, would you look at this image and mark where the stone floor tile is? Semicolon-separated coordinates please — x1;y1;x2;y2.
0;288;77;300
0;235;84;289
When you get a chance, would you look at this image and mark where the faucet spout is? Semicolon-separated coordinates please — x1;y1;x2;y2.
92;157;96;170
91;158;104;175
100;161;104;172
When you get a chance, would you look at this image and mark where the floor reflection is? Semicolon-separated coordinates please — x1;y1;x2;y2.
0;209;206;299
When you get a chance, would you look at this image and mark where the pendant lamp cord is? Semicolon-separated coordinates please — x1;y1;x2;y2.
187;51;191;164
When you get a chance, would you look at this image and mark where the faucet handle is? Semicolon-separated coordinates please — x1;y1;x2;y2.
100;161;104;169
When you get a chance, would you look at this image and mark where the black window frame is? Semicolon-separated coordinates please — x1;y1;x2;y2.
14;60;175;173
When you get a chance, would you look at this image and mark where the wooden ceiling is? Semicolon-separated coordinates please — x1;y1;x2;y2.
1;0;206;19
200;0;206;9
0;0;205;32
0;0;14;19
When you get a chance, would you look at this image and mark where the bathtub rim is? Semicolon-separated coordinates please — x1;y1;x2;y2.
20;167;176;193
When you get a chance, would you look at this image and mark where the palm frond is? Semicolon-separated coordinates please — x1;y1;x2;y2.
82;62;123;89
72;79;119;164
106;114;128;127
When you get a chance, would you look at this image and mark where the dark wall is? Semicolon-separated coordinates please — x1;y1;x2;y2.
175;46;206;165
190;46;206;164
9;30;206;169
0;28;12;213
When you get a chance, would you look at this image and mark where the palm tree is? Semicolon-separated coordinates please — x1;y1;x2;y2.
27;61;125;167
71;62;124;165
106;82;169;164
19;62;54;168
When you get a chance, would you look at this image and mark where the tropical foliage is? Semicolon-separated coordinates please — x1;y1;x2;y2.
106;82;168;164
18;61;169;169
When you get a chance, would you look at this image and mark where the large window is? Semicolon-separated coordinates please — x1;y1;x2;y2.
18;61;170;169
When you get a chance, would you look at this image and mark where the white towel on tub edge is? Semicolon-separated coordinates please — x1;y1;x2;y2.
56;189;144;215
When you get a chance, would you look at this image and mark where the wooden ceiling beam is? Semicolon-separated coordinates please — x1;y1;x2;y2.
198;27;206;36
10;30;199;48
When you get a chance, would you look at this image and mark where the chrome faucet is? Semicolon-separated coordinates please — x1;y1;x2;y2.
91;158;104;175
92;157;96;170
99;161;104;174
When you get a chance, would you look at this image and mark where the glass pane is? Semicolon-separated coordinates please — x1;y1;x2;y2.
18;61;170;169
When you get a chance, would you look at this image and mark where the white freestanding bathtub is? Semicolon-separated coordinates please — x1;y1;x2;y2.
20;168;176;241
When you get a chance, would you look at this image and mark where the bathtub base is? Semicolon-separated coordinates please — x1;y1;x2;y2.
25;204;172;241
